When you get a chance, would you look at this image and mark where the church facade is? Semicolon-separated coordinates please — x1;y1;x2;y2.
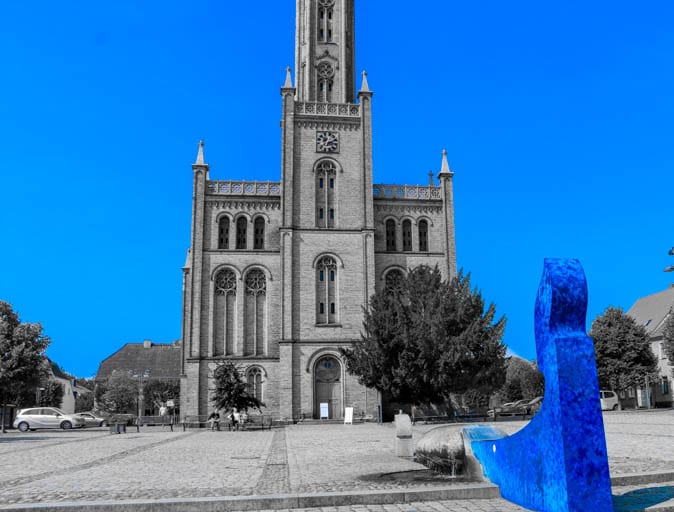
180;0;456;421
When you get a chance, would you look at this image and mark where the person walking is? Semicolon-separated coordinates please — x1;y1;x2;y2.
232;408;241;431
207;411;220;431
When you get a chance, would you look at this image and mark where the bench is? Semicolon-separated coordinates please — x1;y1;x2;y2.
240;414;272;430
181;415;210;430
137;415;174;431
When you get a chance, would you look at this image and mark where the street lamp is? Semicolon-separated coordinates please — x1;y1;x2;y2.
664;247;674;272
133;369;150;417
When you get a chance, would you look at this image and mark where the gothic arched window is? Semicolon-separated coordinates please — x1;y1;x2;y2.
247;367;264;401
386;219;397;252
253;217;265;250
236;218;247;250
316;256;338;324
402;220;412;252
317;0;334;43
244;269;267;356
385;269;405;295
218;217;230;249
418;220;429;252
315;160;337;228
214;269;237;356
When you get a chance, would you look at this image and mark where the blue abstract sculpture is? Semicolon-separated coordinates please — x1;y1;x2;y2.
466;259;614;511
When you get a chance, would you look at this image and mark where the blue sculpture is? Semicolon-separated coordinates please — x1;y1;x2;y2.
466;259;614;511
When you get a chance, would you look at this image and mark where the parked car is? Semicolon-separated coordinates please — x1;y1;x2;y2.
523;396;543;415
74;411;108;427
499;399;529;416
13;407;86;432
600;390;619;411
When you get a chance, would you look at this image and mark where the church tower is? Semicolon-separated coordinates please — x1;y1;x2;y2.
180;0;456;422
278;0;376;420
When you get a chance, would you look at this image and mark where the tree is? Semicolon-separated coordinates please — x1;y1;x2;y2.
100;371;137;414
342;266;507;407
590;306;657;395
210;360;264;413
0;301;50;432
143;379;180;412
75;392;94;413
662;309;674;364
500;356;545;402
37;381;64;408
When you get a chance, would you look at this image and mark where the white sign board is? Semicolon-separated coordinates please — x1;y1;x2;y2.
166;400;175;408
344;407;353;424
320;402;329;419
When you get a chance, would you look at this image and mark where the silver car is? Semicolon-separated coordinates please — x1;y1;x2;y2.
74;412;108;427
13;407;86;432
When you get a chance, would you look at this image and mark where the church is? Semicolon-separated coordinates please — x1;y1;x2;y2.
180;0;457;421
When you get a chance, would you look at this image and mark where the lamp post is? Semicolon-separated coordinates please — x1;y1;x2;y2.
134;369;150;417
664;247;674;272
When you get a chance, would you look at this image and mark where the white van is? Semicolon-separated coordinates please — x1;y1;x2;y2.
600;390;619;411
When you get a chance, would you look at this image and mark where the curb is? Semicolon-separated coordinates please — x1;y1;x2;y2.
0;484;500;512
612;471;674;487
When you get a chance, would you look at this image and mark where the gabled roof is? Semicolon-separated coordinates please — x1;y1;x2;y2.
626;285;674;338
96;341;181;381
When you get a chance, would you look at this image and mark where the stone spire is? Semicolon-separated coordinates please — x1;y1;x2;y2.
283;66;293;89
359;70;370;93
194;140;206;166
438;149;453;177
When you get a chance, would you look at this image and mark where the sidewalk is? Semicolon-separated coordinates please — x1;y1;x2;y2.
0;411;673;511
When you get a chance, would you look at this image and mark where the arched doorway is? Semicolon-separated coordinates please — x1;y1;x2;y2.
314;355;343;419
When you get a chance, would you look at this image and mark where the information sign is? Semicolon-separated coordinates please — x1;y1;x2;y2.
344;407;353;424
320;402;329;419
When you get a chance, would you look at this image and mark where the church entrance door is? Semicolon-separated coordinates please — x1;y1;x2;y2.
314;356;342;420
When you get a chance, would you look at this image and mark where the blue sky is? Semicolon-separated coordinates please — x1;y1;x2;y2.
1;1;673;378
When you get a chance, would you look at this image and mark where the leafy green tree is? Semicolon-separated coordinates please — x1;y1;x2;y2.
143;379;180;412
590;306;657;396
342;266;507;407
100;371;137;414
662;310;674;364
37;381;64;408
211;360;265;413
501;356;545;402
75;391;94;413
0;301;50;432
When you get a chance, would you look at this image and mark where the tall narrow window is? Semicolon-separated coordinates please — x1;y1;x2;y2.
386;220;397;252
316;256;338;324
214;269;237;356
218;217;230;249
236;218;247;249
247;367;264;401
317;1;334;43
385;269;405;295
402;220;412;252
253;217;265;250
244;269;267;356
315;160;337;228
418;220;428;252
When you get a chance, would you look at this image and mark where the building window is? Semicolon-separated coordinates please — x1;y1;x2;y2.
386;219;397;252
418;220;428;252
316;160;337;228
253;217;265;250
663;378;669;395
244;269;267;356
247;367;263;401
236;218;247;249
317;4;334;43
628;387;635;398
218;217;230;249
402;220;412;252
385;269;405;295
316;256;338;324
214;269;237;356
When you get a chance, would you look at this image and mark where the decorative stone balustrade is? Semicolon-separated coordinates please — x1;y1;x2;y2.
373;184;441;200
295;102;360;117
207;181;281;196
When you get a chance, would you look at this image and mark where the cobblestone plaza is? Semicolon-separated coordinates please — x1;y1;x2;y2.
2;411;674;511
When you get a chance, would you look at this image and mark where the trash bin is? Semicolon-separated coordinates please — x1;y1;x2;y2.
110;423;126;434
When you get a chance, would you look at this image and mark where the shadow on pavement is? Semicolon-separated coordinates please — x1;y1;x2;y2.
614;486;674;511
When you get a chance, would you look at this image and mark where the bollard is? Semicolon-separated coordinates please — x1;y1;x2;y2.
394;413;414;458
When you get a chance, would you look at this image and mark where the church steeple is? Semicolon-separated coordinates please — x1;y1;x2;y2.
295;0;356;104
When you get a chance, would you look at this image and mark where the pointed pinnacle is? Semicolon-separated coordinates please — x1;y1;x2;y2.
283;66;293;88
439;149;452;176
360;70;370;92
195;140;205;166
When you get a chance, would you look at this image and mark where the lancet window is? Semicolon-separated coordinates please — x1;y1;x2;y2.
418;220;429;252
244;269;267;356
253;217;265;250
315;160;337;228
402;220;412;252
384;269;405;295
316;256;338;324
236;218;247;250
213;269;237;356
218;217;230;249
386;219;397;252
317;0;334;43
247;367;264;401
